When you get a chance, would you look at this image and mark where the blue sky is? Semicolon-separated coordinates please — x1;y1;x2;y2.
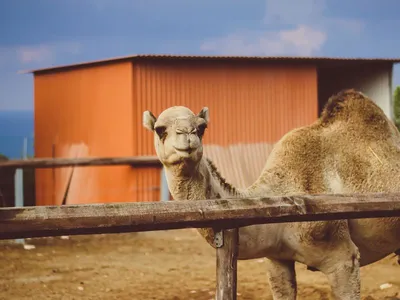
1;0;400;110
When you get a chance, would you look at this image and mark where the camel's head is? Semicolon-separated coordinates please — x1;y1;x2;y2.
143;106;209;167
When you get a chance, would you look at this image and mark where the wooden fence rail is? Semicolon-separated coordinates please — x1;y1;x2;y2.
1;193;400;299
0;155;161;169
1;193;400;240
0;155;170;211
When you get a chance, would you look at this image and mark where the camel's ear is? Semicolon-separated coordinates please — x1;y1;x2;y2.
197;107;209;124
143;111;157;131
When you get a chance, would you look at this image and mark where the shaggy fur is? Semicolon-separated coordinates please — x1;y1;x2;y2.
205;158;240;197
143;89;400;300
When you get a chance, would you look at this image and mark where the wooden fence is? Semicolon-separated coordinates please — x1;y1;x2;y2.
1;157;400;300
0;155;161;169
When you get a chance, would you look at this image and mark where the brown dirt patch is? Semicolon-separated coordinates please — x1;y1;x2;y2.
0;229;399;300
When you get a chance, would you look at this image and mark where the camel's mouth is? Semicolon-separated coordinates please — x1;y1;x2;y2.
173;146;199;158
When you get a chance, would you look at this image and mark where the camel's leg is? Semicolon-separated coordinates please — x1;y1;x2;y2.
318;242;361;300
265;259;296;300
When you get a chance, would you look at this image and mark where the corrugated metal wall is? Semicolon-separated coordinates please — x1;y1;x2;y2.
34;62;136;205
132;60;318;200
34;59;318;205
203;143;276;189
134;60;318;151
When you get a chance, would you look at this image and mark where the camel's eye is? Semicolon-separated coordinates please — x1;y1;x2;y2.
155;126;167;139
197;123;207;138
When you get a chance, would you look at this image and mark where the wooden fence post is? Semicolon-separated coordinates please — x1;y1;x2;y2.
214;228;239;300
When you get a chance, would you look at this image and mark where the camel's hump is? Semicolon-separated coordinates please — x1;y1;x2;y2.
319;89;389;129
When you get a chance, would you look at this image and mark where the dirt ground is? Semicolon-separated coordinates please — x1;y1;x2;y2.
0;229;399;300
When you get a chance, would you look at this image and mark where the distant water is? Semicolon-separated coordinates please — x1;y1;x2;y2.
0;111;34;159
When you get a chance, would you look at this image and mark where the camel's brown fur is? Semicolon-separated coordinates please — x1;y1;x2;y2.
143;89;400;300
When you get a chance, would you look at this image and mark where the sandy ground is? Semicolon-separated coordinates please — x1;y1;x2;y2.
0;229;399;300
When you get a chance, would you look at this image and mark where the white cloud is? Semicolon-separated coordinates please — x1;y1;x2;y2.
16;42;81;65
264;0;326;25
263;0;365;34
201;0;363;57
201;25;326;56
17;45;54;64
279;25;327;55
0;42;81;68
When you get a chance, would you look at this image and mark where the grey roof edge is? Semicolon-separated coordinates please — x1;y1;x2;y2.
18;53;400;75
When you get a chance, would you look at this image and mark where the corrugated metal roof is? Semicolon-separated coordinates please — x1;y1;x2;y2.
19;54;400;74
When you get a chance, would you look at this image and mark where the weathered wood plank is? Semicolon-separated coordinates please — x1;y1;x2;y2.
0;193;400;239
215;228;239;300
0;156;161;169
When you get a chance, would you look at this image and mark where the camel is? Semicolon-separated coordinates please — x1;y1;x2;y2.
142;89;400;300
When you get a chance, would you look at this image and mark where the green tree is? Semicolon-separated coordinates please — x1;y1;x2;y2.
394;86;400;131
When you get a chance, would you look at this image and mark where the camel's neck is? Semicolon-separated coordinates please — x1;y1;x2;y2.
163;158;247;247
164;157;245;201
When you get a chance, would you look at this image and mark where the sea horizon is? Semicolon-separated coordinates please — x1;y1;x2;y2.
0;110;34;159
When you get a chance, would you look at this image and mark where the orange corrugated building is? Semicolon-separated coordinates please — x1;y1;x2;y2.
26;54;400;205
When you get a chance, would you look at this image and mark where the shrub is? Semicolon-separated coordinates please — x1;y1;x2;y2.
393;86;400;131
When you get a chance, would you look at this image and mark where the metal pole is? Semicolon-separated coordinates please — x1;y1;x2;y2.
160;167;169;201
14;137;28;244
